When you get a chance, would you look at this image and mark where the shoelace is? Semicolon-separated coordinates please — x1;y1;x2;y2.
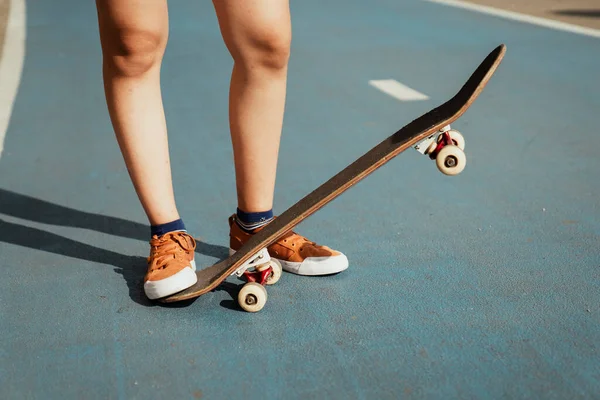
148;233;195;268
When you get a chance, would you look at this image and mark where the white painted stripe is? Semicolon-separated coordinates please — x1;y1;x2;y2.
424;0;600;39
369;79;429;101
0;0;27;158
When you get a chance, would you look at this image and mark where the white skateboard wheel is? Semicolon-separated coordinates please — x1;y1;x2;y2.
238;282;268;312
264;259;282;285
437;129;465;151
436;145;466;176
447;129;465;151
425;140;438;155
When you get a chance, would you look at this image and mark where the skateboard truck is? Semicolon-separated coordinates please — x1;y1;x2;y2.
414;124;467;176
232;247;280;285
232;248;271;278
231;247;283;312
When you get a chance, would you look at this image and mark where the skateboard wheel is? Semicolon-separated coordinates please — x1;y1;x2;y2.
436;145;466;176
264;259;282;285
238;282;267;312
448;130;465;151
437;129;465;151
425;140;438;155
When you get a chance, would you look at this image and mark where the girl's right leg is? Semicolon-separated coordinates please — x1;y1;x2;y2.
96;0;197;299
96;0;178;226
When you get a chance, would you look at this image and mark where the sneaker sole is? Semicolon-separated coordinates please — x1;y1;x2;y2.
144;260;197;300
229;249;348;276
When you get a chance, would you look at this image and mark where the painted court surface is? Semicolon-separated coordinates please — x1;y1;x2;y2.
1;0;599;398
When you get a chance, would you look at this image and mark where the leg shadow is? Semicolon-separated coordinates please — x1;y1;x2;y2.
0;188;229;260
0;218;151;306
0;188;148;240
0;189;231;305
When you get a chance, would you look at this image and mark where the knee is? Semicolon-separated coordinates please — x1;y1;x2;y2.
102;29;167;77
236;28;291;71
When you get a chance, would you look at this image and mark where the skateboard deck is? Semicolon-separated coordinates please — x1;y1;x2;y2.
160;44;506;309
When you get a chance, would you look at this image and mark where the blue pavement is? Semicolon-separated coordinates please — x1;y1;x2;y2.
1;0;599;398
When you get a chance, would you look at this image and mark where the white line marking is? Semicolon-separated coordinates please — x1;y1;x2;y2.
0;0;27;158
424;0;600;38
369;79;429;102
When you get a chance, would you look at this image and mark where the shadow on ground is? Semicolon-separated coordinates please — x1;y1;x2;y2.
157;281;244;311
0;188;231;306
553;9;600;19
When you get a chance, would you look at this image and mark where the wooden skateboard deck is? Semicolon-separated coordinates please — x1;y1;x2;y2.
160;44;506;309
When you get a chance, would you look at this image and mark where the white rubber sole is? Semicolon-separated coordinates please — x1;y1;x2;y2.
229;249;348;276
279;254;349;276
144;260;197;300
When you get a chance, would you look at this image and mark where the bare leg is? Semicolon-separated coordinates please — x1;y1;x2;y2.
213;0;292;213
96;0;179;225
217;0;348;276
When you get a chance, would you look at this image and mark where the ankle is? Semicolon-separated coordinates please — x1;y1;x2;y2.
150;218;186;237
235;208;273;233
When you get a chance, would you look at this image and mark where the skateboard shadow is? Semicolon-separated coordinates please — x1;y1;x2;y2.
0;188;230;306
157;281;244;311
552;9;600;19
218;281;247;312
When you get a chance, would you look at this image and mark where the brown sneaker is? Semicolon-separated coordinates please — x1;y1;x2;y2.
228;215;348;276
144;231;197;299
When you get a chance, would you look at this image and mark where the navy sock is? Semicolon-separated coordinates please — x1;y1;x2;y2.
150;218;186;237
235;208;274;233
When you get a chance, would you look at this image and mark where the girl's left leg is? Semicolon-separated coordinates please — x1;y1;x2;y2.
214;0;349;276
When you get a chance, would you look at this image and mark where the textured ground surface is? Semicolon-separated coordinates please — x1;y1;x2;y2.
1;0;599;398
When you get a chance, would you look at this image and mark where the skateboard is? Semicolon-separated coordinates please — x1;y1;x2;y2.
160;44;507;311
